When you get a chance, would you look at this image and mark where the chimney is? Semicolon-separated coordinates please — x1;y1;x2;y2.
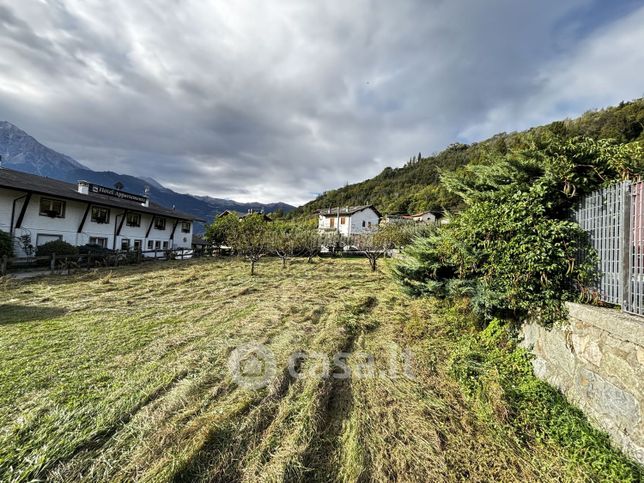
78;180;89;195
141;186;150;207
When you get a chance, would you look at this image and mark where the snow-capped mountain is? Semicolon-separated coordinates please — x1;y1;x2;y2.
0;121;294;231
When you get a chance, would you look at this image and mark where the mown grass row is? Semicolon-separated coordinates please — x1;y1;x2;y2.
0;257;641;481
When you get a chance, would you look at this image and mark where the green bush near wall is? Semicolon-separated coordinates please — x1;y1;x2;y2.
393;136;644;324
35;240;78;258
0;230;12;258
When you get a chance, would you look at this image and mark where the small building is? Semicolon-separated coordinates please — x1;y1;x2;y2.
402;211;440;223
0;168;201;256
318;205;381;236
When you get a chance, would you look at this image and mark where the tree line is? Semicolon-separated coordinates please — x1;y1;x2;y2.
205;213;431;274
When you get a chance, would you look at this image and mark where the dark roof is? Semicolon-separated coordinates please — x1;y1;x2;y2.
318;205;382;217
0;168;202;221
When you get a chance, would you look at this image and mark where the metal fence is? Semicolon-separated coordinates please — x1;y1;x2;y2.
574;180;644;316
628;181;644;315
574;182;628;306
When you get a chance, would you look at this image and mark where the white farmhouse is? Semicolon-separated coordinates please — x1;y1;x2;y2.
318;205;381;236
0;168;201;257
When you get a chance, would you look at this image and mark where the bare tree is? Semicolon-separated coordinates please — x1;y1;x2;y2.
226;214;270;275
294;226;322;263
351;227;397;272
268;222;297;268
321;231;349;257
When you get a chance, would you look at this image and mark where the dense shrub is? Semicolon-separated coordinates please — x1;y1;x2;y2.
79;244;113;255
36;240;78;257
0;230;12;258
394;137;644;323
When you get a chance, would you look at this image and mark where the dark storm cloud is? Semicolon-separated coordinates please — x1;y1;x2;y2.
1;0;643;204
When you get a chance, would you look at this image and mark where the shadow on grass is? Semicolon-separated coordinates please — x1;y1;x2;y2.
0;304;68;325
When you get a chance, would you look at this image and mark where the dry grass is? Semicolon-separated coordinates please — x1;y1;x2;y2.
0;257;638;482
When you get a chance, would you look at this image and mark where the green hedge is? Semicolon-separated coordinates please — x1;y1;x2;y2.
36;240;78;258
393;136;644;324
0;230;12;258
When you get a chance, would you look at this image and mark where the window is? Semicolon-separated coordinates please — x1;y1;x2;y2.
36;234;62;246
154;240;161;249
121;239;130;251
362;220;366;227
39;198;65;218
147;240;154;250
340;217;346;225
330;218;335;228
154;217;166;230
368;221;372;228
162;241;169;249
133;240;142;250
126;213;141;227
91;207;110;224
89;237;108;248
181;221;191;233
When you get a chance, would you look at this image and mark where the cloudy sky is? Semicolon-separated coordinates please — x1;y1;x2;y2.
1;0;644;205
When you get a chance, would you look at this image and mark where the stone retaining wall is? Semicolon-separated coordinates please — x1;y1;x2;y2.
521;302;644;464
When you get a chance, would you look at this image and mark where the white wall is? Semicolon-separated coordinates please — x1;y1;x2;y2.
348;208;380;235
412;212;436;223
318;213;351;236
0;188;23;234
0;188;193;257
318;208;381;236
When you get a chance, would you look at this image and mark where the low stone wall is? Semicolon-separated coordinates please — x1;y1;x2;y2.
521;303;644;464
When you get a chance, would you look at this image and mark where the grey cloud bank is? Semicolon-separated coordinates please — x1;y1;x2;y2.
0;0;643;205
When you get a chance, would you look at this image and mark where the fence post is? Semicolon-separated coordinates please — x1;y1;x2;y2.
87;251;93;270
1;255;7;276
50;253;56;274
620;182;632;311
137;249;142;264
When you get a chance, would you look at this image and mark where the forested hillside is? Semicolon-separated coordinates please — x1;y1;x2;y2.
297;98;644;215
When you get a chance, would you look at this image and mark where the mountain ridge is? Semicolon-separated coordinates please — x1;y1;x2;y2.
295;98;644;216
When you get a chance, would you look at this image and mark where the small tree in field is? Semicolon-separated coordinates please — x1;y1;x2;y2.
295;226;322;263
321;230;349;257
227;214;270;275
205;213;239;251
351;226;397;272
269;222;297;268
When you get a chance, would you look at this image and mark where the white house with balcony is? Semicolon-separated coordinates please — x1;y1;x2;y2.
0;167;201;257
317;205;381;236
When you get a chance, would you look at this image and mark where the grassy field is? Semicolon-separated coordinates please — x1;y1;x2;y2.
0;257;641;482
